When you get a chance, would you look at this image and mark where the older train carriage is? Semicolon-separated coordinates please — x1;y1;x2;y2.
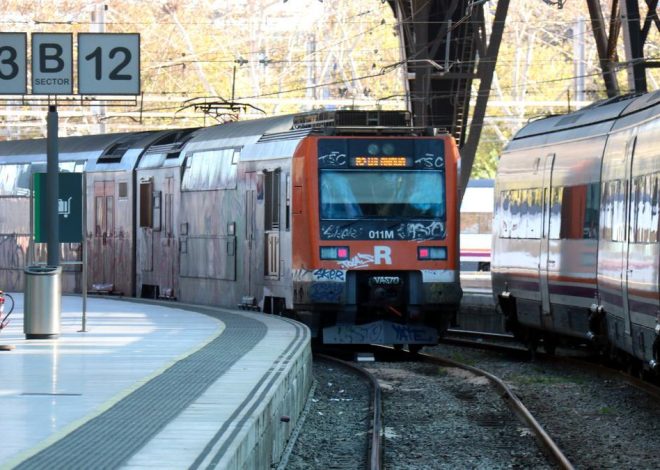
134;128;199;300
493;91;660;368
84;131;160;297
0;133;133;293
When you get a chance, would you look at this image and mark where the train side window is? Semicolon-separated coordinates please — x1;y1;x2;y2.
499;190;511;238
601;181;614;241
525;188;542;239
285;174;291;231
560;184;600;240
549;187;562;240
106;196;114;236
140;181;153;228
584;183;600;239
632;176;644;243
612;180;626;242
95;196;104;236
635;174;658;243
265;169;281;231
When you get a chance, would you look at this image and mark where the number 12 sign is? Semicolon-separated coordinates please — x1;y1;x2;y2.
78;33;139;95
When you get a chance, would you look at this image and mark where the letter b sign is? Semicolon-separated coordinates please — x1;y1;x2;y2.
32;33;73;94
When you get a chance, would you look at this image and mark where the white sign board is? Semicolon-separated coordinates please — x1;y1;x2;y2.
31;33;73;95
78;33;140;95
0;33;27;94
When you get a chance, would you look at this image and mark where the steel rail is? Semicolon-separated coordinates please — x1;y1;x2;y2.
370;345;575;470
316;353;383;470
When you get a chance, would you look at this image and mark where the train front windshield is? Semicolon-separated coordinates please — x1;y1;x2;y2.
320;170;445;219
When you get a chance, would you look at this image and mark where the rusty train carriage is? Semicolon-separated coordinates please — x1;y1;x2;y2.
0;110;462;345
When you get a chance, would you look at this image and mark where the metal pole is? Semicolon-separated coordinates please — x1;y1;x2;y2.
81;172;88;332
46;104;59;267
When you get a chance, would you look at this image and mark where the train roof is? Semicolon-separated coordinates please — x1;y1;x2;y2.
183;115;295;155
508;90;660;148
0;133;133;166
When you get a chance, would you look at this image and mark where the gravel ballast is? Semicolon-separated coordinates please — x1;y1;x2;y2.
284;344;660;469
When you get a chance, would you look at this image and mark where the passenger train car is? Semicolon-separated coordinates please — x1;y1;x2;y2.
493;91;660;370
0;110;462;345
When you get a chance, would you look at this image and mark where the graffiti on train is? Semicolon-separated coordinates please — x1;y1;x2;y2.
309;282;344;302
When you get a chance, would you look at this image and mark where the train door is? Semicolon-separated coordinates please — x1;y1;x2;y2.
621;137;637;338
92;180;115;289
264;169;281;279
539;153;555;317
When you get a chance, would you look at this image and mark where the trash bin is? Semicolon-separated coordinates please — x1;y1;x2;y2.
24;265;62;339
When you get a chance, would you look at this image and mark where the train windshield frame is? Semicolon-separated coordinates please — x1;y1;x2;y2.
319;169;445;220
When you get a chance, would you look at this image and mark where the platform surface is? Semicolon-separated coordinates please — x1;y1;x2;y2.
0;294;311;469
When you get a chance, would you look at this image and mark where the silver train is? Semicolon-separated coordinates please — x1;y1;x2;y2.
493;90;660;371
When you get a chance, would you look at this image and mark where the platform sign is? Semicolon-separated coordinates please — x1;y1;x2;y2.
34;173;83;243
31;33;73;95
78;33;140;95
0;33;27;94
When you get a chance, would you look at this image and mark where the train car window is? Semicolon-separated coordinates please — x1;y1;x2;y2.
106;196;114;236
509;190;521;239
95;196;104;236
265;170;281;231
499;191;511;238
612;180;627;242
152;191;162;232
139;181;153;228
558;184;599;240
285;174;291;231
633;174;658;243
601;181;614;240
549;187;562;239
585;183;600;239
118;182;128;199
525;188;542;239
0;164;31;196
181;148;238;191
496;189;541;239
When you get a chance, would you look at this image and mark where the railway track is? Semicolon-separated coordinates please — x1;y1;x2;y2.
369;345;573;469
291;335;660;469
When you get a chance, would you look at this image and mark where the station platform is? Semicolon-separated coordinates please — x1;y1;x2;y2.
0;294;312;469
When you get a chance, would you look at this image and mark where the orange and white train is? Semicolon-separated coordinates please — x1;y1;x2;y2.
0;110;462;346
493;91;660;370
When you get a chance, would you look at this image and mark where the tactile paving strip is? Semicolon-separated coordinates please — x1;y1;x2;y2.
15;308;267;469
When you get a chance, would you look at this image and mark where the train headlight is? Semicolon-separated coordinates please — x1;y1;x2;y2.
417;246;447;260
320;246;350;260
